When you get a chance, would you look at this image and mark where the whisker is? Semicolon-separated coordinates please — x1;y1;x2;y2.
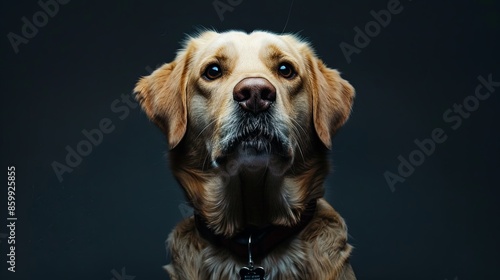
202;150;211;170
194;119;217;142
290;119;306;163
290;118;308;136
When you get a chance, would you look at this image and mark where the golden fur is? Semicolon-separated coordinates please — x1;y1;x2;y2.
134;30;356;280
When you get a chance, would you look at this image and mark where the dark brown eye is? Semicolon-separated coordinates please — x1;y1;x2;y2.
278;63;296;79
204;64;222;80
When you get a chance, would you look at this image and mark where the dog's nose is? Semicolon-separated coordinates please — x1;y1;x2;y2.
233;77;276;113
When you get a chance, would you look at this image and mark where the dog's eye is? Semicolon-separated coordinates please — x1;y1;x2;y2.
278;63;296;79
203;64;223;80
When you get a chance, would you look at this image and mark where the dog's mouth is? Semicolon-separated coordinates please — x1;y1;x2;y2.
229;127;281;153
216;129;287;162
214;116;292;172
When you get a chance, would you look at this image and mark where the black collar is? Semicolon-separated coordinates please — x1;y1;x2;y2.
194;199;318;261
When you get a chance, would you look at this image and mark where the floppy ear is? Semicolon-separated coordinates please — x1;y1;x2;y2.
311;59;355;149
133;51;190;149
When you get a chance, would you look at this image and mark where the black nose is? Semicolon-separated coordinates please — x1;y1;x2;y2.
233;77;276;113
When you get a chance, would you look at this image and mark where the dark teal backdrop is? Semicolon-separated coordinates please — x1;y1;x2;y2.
1;0;499;279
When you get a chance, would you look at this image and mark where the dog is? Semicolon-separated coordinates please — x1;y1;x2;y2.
134;30;356;280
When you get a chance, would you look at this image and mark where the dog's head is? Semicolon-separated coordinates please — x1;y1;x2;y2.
135;30;354;235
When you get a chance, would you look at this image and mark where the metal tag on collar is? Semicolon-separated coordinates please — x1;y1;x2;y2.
239;235;265;280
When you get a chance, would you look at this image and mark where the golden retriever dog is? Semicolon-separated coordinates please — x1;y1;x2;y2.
134;30;356;280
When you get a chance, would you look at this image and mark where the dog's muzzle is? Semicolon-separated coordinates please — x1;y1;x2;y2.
213;78;293;174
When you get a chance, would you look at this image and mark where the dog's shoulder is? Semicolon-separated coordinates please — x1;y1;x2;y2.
299;198;354;279
166;217;207;279
167;216;207;253
301;198;351;251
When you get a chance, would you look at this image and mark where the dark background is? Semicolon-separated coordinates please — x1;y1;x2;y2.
1;0;499;279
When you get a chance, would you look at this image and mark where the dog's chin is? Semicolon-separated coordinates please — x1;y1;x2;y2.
214;138;293;176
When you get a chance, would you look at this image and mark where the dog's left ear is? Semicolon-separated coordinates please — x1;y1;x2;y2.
133;50;191;149
310;58;355;149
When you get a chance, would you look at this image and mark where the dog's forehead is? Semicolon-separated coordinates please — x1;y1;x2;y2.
221;31;288;47
194;31;297;60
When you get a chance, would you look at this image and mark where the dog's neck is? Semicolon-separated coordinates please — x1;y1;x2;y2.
236;167;273;227
211;163;320;237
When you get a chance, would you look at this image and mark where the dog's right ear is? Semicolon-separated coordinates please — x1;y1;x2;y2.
134;50;190;150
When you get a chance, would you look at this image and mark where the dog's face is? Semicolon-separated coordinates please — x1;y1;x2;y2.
191;31;320;177
135;30;354;235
